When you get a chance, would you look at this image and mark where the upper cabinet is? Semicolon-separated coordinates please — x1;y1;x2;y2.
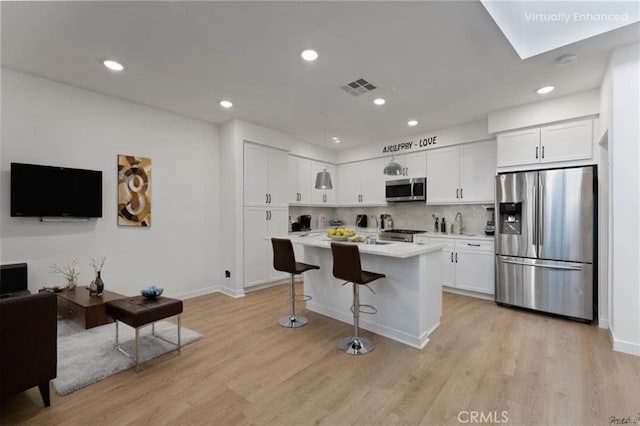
244;142;288;207
383;151;427;180
426;140;496;204
338;158;386;206
288;156;312;205
497;119;593;168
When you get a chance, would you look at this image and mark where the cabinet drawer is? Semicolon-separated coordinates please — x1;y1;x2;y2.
57;297;86;328
455;239;494;252
417;237;455;250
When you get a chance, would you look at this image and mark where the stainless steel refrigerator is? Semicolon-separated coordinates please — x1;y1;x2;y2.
495;166;596;321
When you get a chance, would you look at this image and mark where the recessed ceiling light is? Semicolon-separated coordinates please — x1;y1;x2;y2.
555;54;578;67
536;86;555;95
103;59;124;72
332;136;339;141
219;100;233;108
408;120;418;127
301;49;318;62
373;98;386;106
333;139;341;144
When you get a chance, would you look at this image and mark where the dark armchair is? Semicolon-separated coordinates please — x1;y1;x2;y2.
0;292;57;406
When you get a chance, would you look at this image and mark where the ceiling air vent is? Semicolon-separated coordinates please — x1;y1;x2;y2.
341;78;377;97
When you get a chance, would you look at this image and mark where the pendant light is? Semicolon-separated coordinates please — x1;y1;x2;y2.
384;154;403;176
315;126;333;189
315;168;332;189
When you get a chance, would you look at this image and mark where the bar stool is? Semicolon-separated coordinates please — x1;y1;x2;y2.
330;242;385;355
271;238;319;328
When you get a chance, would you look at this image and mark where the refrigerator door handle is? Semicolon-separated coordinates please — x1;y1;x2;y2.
499;258;582;271
532;180;538;247
539;180;544;247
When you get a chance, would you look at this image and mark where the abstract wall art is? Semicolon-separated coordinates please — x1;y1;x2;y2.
118;155;151;227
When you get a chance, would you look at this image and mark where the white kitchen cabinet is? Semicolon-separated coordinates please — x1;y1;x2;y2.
426;140;496;204
311;161;337;205
497;119;593;168
383;151;427;180
288;156;312;205
244;142;288;207
243;206;288;288
338;158;386;205
415;236;494;296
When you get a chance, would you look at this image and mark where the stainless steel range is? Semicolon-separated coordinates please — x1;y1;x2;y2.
378;229;426;243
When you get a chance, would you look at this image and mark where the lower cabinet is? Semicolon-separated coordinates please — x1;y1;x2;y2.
243;207;288;288
415;236;495;296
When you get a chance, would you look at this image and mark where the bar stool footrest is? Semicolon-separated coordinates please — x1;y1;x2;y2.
295;294;312;303
350;304;377;315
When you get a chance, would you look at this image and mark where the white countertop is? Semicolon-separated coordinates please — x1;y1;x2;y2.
286;234;442;259
414;232;494;241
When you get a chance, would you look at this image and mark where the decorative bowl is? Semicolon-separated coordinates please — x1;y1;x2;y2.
329;235;349;241
141;286;164;299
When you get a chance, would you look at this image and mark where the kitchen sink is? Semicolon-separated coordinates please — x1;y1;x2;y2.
371;241;393;245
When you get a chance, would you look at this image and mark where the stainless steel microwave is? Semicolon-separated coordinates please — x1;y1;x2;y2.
385;177;426;202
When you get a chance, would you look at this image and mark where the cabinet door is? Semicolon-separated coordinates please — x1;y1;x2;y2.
337;162;361;205
455;250;495;295
496;128;540;167
540;119;593;164
267;208;289;281
267;149;288;206
360;158;385;205
243;207;269;288
404;151;427;178
442;248;456;288
427;147;459;204
288;156;299;204
244;144;269;206
459;140;496;203
296;158;312;204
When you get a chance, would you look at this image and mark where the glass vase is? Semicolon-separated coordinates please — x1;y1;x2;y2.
66;278;77;292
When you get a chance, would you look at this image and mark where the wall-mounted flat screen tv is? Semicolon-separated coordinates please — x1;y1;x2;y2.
11;162;103;218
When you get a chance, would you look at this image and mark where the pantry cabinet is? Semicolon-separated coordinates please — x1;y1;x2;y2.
311;161;337;205
244;143;288;207
288;156;312;205
497;119;593;168
426;140;496;204
383;151;426;180
338;158;386;205
243;206;288;288
414;236;495;296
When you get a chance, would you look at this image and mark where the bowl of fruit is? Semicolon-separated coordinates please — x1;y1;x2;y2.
327;227;355;241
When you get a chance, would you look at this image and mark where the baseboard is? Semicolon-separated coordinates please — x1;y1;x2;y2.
609;327;640;356
243;279;287;293
443;286;495;302
598;317;609;329
176;285;245;300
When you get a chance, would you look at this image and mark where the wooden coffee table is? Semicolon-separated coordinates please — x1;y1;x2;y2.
56;287;125;329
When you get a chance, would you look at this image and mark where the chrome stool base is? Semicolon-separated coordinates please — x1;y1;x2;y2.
278;314;308;328
338;335;374;355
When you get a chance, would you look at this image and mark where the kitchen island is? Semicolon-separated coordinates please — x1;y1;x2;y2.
287;234;443;349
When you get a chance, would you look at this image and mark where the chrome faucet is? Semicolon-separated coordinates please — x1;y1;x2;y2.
455;212;464;234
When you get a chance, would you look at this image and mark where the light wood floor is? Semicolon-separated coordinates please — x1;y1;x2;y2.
2;284;639;425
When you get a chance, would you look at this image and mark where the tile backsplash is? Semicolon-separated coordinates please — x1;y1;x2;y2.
289;203;495;235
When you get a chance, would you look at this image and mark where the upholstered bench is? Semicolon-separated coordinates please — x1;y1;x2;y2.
105;296;183;372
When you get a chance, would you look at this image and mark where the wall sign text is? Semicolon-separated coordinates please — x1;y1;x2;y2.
382;135;437;153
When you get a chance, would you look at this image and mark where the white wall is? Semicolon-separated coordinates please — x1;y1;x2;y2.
0;70;221;299
487;89;600;134
607;43;640;356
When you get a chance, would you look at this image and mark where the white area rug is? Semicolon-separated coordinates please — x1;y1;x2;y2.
53;319;202;396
